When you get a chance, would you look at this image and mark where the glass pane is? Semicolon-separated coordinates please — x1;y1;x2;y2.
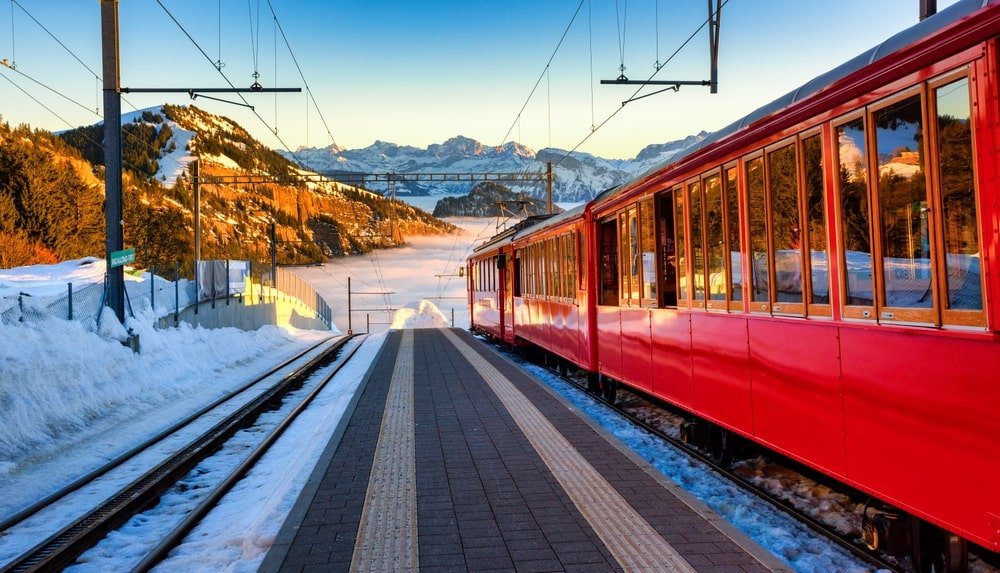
620;214;631;302
675;191;688;301
936;78;982;311
690;182;706;301
803;135;829;304
600;220;619;305
768;144;803;303
725;167;742;302
837;119;874;306
640;200;657;301
746;157;769;302
628;209;640;301
704;175;726;301
874;95;932;309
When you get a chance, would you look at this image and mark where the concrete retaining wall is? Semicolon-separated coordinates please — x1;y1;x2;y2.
157;295;331;332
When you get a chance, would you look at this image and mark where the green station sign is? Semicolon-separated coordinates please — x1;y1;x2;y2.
109;248;136;268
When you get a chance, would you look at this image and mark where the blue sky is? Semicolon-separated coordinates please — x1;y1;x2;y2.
0;0;960;159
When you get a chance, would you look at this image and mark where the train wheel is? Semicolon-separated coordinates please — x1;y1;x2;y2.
586;372;600;394
708;426;733;468
916;522;968;573
601;376;618;405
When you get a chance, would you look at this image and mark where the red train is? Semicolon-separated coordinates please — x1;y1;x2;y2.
468;2;1000;571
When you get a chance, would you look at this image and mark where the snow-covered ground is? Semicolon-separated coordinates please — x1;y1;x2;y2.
2;216;968;572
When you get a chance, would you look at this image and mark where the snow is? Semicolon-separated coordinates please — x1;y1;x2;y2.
3;218;987;572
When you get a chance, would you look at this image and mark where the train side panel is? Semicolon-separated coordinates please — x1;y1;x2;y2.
691;313;755;437
649;309;694;409
596;307;623;381
840;328;1000;550
747;319;846;476
619;308;653;393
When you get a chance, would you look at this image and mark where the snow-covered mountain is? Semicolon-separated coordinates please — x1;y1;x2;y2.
281;132;707;204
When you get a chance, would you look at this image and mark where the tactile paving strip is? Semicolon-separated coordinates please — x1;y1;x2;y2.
350;330;418;572
441;328;696;572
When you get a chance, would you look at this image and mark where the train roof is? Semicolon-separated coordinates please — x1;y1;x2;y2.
594;0;997;208
511;202;587;241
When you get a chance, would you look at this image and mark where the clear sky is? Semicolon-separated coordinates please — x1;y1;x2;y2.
0;0;961;160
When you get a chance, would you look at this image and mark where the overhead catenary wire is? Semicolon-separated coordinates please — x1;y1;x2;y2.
265;0;338;148
614;0;628;78
553;0;729;170
497;0;585;148
7;0;15;69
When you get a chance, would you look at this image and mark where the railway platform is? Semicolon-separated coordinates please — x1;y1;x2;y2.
259;328;789;572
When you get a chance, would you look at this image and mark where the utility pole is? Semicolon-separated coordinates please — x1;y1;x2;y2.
920;0;937;19
101;0;125;324
546;161;554;215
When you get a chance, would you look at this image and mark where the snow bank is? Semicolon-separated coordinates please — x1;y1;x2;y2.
0;258;106;299
390;299;450;329
0;311;311;475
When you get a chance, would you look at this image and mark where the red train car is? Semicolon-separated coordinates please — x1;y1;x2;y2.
469;2;1000;570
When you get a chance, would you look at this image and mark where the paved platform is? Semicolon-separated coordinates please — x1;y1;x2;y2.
260;328;789;573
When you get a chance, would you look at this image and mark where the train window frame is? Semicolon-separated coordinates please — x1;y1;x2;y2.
724;162;745;312
673;185;690;308
702;169;728;311
927;70;986;327
743;151;771;313
599;215;620;306
765;136;807;316
687;178;707;310
577;229;587;294
638;198;658;307
833;111;876;321
867;86;939;326
800;127;833;317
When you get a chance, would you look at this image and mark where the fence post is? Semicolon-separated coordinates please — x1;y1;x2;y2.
347;276;353;335
194;260;199;315
174;262;179;325
150;265;155;313
451;307;455;328
366;312;370;334
67;283;73;321
225;260;230;306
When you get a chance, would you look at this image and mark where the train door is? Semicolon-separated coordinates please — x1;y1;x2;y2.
656;193;678;307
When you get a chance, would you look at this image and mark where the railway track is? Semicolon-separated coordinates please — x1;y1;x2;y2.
0;334;363;573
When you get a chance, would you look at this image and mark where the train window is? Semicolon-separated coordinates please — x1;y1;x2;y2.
655;192;678;307
689;180;707;307
803;134;831;313
768;142;805;313
674;186;689;305
933;76;984;324
704;173;727;308
618;209;640;305
513;253;522;297
578;230;587;292
639;199;657;304
872;92;935;322
725;166;743;308
836;116;874;316
599;217;619;305
746;156;770;310
566;233;577;298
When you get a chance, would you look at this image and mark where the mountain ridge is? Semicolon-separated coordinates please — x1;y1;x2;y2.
280;132;707;203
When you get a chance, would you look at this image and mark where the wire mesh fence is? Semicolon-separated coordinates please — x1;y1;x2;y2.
0;260;333;330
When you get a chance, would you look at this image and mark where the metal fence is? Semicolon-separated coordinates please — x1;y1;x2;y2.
274;267;333;328
0;261;332;330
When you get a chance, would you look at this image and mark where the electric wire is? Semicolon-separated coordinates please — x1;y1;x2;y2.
655;0;661;70
588;0;595;131
265;0;338;148
497;0;585;148
1;61;99;117
615;0;628;77
8;0;15;69
154;0;295;154
552;0;729;170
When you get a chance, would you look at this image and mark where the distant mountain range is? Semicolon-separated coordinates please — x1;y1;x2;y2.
280;132;707;204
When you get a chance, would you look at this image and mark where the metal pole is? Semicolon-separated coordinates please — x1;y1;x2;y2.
546;161;554;215
101;0;125;324
225;259;230;306
174;261;179;324
67;283;73;320
150;265;155;312
194;259;199;315
269;221;277;292
451;307;455;328
193;159;201;262
366;312;370;334
920;0;937;19
347;276;353;335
